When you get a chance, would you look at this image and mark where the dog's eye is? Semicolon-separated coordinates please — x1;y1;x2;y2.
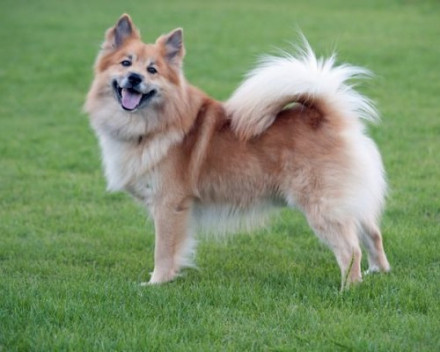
121;60;132;67
147;66;158;74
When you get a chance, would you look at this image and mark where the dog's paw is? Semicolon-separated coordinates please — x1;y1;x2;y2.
147;268;178;285
364;263;391;276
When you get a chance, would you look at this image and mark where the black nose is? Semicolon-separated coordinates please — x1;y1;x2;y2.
127;73;143;86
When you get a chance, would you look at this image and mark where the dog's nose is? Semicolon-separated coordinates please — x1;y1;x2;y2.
127;73;143;86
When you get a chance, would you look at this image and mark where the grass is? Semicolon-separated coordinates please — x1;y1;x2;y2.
1;0;440;350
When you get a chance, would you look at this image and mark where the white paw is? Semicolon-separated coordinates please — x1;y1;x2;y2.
364;263;391;276
364;269;377;276
147;268;178;285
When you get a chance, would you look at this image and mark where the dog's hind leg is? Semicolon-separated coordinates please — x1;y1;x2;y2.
360;222;390;274
305;211;363;290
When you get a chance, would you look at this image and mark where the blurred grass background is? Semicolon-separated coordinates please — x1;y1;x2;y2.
1;0;439;350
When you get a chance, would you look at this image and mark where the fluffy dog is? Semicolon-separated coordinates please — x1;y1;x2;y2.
85;14;390;288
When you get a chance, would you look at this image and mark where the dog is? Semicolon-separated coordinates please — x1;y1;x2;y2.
85;14;390;289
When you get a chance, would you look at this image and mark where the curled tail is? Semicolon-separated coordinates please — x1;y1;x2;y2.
225;38;378;140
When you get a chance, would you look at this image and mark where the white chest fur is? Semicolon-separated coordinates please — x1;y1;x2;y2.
97;130;183;200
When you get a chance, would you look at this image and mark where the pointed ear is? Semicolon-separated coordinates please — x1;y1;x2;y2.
102;14;140;51
157;28;185;64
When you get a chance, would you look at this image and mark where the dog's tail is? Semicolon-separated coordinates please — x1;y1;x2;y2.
225;37;378;140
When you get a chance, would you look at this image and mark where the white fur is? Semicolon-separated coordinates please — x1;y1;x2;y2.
97;129;183;194
174;233;198;269
191;201;278;239
225;38;378;138
342;133;387;225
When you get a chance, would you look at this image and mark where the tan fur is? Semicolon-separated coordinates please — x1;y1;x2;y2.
86;15;390;289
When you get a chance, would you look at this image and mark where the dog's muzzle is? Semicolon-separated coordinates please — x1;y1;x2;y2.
113;73;157;111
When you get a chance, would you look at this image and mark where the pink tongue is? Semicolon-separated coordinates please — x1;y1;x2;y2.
121;88;142;110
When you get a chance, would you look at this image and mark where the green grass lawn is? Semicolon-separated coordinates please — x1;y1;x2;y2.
1;0;439;350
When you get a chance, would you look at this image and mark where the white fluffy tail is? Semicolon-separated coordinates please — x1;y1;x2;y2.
225;38;378;140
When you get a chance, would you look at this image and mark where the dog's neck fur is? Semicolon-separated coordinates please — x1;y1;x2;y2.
95;83;207;197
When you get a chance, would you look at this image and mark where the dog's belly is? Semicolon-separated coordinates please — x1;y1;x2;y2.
191;197;285;236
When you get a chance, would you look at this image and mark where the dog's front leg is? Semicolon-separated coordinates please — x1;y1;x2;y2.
148;198;194;284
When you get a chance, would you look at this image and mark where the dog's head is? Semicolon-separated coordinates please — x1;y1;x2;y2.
86;15;187;138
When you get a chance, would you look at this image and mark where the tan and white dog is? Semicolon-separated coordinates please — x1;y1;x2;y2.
85;14;390;289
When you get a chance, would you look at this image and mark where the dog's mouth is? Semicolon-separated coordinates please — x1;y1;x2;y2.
113;81;157;111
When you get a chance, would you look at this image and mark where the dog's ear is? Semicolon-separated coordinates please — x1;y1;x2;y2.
102;14;140;51
157;28;185;66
